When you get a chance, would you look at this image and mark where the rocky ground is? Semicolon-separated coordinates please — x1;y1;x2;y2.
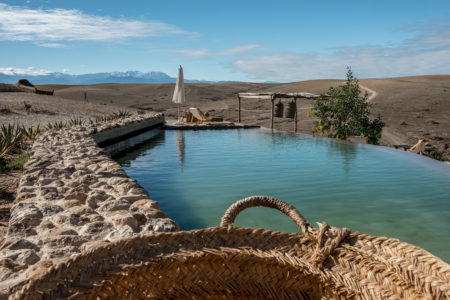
49;75;450;159
1;75;449;232
0;114;177;296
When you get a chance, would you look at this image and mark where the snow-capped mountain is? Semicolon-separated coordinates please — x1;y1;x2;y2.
0;71;215;84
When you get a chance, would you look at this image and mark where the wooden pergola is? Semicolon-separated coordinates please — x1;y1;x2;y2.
237;92;327;132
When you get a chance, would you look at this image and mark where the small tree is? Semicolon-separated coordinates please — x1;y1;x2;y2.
310;67;385;144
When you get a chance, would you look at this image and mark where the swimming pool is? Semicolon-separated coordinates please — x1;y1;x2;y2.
113;129;450;262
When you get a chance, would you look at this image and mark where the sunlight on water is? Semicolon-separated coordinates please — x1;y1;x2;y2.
114;129;450;262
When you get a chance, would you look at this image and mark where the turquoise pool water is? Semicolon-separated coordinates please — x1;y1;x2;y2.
113;129;450;262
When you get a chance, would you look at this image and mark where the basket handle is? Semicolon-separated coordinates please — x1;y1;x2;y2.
220;196;311;234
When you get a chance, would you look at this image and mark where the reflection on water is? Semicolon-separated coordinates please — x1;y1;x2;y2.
114;128;450;262
112;131;166;167
325;139;359;174
174;130;185;171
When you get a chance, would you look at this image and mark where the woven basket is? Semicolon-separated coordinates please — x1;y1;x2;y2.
285;101;296;119
274;100;284;118
13;196;450;299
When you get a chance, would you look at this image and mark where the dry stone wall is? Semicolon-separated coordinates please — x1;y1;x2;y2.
0;113;178;296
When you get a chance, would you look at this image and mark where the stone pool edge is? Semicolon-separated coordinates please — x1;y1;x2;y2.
0;113;178;296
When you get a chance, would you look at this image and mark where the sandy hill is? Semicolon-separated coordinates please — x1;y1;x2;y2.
1;75;448;160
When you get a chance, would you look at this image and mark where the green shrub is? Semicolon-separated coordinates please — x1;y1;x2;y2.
47;121;66;130
24;102;32;112
113;110;131;119
69;118;84;126
429;150;444;160
0;124;23;159
21;125;40;140
1;152;30;170
310;67;385;144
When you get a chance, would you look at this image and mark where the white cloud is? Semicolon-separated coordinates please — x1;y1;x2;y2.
34;42;67;48
230;28;450;81
0;3;191;43
162;48;209;58
216;44;263;56
0;67;52;76
156;44;263;59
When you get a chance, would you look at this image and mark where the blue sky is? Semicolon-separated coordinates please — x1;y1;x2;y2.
0;0;449;82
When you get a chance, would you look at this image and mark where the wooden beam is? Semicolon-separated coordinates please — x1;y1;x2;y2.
237;95;241;123
238;92;327;99
294;98;298;133
271;96;275;129
238;94;273;100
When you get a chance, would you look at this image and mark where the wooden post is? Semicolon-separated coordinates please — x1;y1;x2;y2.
294;98;298;132
271;96;275;129
238;95;241;123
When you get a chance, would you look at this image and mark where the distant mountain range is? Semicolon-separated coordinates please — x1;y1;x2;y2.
0;71;224;85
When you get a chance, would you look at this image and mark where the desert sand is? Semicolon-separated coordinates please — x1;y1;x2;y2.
0;75;448;157
1;74;449;239
47;75;450;157
1;75;449;204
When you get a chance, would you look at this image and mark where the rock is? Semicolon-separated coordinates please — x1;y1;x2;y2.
67;206;94;216
130;200;165;218
86;190;109;209
107;212;138;231
15;192;38;202
40;235;89;247
40;205;63;216
37;220;55;230
132;213;147;225
41;245;80;260
97;199;130;212
77;174;98;186
79;221;113;235
79;240;110;252
0;266;14;281
9;204;43;231
143;218;179;233
51;212;86;226
38;178;57;186
0;114;178;295
2;239;39;251
117;194;148;203
105;225;135;241
40;187;60;201
55;200;80;210
46;228;79;236
1;249;40;266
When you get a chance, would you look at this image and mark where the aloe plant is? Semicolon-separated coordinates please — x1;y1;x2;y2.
0;124;23;159
23;102;32;112
47;121;66;130
21;125;40;140
113;110;131;119
95;111;132;123
69;118;84;126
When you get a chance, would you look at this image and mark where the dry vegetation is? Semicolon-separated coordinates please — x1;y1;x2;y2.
50;75;450;160
0;75;449;218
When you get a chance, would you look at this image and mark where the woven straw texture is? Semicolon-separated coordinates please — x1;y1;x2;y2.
13;196;450;299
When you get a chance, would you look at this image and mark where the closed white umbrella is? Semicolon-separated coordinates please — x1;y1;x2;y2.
172;65;185;122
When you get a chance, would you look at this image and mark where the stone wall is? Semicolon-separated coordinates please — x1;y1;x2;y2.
0;113;178;296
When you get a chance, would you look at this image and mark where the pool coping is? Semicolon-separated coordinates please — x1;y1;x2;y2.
0;113;179;296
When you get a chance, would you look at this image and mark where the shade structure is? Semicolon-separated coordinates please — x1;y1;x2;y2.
172;65;185;104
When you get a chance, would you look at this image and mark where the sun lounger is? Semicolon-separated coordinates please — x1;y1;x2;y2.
408;139;428;155
185;107;212;124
